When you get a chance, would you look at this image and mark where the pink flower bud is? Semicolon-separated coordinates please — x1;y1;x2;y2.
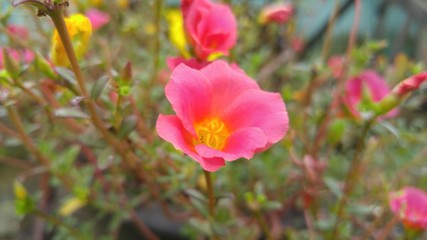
259;2;294;24
181;0;237;61
392;72;427;97
328;55;345;79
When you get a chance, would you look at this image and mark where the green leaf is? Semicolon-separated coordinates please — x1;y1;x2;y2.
262;201;282;211
346;204;374;217
15;197;34;215
184;189;207;202
378;122;400;142
55;108;89;119
188;218;211;235
324;177;343;198
91;75;110;100
55;67;78;87
327;119;348;145
53;145;80;174
117;116;137;138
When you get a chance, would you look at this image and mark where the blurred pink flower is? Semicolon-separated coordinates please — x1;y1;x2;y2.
167;57;210;70
166;56;243;73
86;9;110;30
181;0;237;61
344;70;397;118
328;55;345;79
0;48;34;69
389;187;427;230
291;36;305;53
259;2;294;24
156;60;289;172
392;72;427;97
7;24;29;39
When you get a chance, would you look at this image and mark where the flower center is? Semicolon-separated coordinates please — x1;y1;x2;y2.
194;118;230;150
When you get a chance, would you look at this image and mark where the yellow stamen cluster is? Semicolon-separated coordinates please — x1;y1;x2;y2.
194;118;230;150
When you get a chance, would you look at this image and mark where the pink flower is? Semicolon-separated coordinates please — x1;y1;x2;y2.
389;187;427;230
156;60;289;172
166;57;210;71
259;2;294;24
166;56;243;73
7;24;29;39
181;0;237;61
86;9;110;30
0;48;34;69
328;55;345;79
344;70;397;118
392;72;427;97
291;36;305;52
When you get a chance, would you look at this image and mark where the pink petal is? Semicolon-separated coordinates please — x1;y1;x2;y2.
393;72;427;96
156;114;226;172
199;157;225;172
222;89;288;145
166;64;213;135
223;127;268;159
86;9;110;30
166;57;210;71
344;70;395;118
200;60;259;116
361;71;390;101
195;144;237;160
156;114;196;157
260;3;294;24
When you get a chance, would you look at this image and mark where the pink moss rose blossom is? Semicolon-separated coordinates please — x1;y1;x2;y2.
181;0;237;61
389;187;427;230
344;70;397;119
156;60;289;172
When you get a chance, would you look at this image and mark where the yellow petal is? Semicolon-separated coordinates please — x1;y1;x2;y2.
165;9;190;58
13;181;27;200
59;197;86;216
51;13;92;67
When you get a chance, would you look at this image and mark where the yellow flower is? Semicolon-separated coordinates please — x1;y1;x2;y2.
165;9;190;59
51;13;92;67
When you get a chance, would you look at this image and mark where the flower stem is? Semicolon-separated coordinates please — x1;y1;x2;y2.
204;170;215;217
203;170;219;240
330;120;374;238
6;105;73;191
34;209;84;240
47;6;141;173
254;210;272;240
